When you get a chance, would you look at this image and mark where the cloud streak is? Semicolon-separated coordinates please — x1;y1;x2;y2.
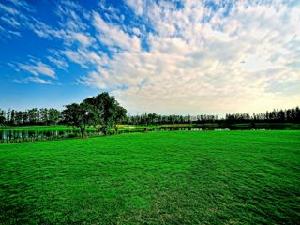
15;60;56;79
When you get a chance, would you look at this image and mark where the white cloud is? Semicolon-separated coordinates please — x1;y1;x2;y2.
126;0;144;16
1;16;20;27
3;0;300;113
93;11;141;52
47;56;68;70
63;49;109;69
18;61;56;78
26;77;53;84
29;19;95;47
81;0;300;113
0;1;31;39
0;3;18;15
14;76;52;85
71;32;92;46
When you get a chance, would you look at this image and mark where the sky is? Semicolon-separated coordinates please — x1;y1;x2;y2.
0;0;299;114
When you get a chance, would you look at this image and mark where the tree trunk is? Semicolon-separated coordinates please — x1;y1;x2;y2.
80;127;85;138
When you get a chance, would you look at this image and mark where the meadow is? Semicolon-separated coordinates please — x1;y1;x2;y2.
0;130;299;224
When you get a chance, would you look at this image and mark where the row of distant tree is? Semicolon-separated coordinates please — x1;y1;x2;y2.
0;108;61;126
125;114;218;125
124;108;300;125
1;93;300;130
225;108;300;122
2;107;300;127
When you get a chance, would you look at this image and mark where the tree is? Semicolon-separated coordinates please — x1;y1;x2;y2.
28;108;39;125
48;108;61;125
22;111;29;125
0;109;6;125
15;111;23;125
39;108;49;125
115;104;127;124
95;93;116;134
295;107;300;122
10;110;16;125
62;103;90;138
81;93;127;135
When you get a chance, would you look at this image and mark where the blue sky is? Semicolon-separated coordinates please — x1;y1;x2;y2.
0;0;299;114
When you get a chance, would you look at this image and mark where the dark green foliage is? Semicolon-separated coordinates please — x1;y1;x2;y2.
47;108;61;125
77;92;127;135
0;131;299;224
0;109;5;125
27;108;39;124
92;92;127;134
1;106;300;128
0;108;62;126
126;107;300;125
62;103;90;137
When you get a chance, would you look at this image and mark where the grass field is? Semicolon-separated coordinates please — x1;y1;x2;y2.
0;130;299;224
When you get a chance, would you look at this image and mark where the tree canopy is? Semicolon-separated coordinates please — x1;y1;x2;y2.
62;92;127;136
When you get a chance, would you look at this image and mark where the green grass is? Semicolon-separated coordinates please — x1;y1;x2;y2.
0;130;299;224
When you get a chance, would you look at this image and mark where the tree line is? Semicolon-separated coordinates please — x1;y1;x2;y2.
1;92;300;132
0;108;61;126
225;107;300;123
124;114;219;125
125;108;300;125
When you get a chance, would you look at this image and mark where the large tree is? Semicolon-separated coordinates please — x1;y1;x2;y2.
62;103;90;138
62;93;127;137
83;92;127;135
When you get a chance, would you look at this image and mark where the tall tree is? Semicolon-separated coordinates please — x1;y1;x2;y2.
83;92;127;135
48;108;61;125
40;108;49;125
22;111;29;125
62;103;90;138
10;110;16;125
0;109;6;125
15;111;23;125
28;108;39;125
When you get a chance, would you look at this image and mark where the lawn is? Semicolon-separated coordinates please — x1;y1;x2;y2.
0;130;299;224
